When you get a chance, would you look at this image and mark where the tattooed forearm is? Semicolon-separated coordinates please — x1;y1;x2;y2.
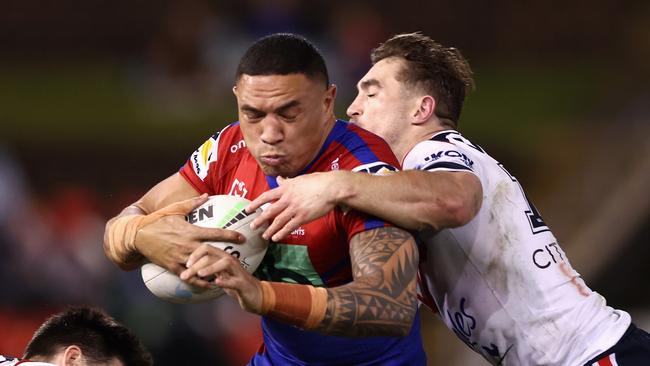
316;227;419;337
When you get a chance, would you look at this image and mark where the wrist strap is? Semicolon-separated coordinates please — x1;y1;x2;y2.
104;203;188;268
260;281;328;329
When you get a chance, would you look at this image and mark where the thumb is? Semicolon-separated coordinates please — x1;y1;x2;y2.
276;176;288;185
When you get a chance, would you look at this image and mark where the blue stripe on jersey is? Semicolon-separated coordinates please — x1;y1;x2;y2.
265;175;278;189
364;217;386;231
422;161;473;172
299;120;346;174
333;120;384;164
301;120;387;175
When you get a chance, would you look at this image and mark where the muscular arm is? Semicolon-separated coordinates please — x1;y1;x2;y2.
332;170;482;231
316;226;419;337
182;225;419;337
249;169;483;241
132;173;203;214
110;173;202;224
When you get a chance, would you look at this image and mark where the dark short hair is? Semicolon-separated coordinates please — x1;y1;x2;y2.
23;306;153;366
236;33;329;87
371;32;474;126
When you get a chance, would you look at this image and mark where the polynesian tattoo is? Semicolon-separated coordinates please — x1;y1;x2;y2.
317;226;419;336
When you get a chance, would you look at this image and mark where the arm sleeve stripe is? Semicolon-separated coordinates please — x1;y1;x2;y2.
363;218;387;231
421;161;473;172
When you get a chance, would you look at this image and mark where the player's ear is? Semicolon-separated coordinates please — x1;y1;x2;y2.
412;95;435;125
62;345;83;366
232;85;238;97
324;84;337;115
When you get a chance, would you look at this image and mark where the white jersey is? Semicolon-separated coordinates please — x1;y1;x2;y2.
408;130;630;365
0;355;54;365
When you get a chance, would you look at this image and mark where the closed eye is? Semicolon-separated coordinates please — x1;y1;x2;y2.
244;111;264;120
279;112;298;121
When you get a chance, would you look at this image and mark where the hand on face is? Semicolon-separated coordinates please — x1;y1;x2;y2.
134;195;246;283
180;244;263;313
245;172;341;242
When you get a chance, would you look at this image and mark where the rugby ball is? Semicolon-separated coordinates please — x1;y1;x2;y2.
141;195;268;304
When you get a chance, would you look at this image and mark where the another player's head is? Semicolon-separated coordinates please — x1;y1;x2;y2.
233;33;337;177
347;32;474;153
23;306;153;366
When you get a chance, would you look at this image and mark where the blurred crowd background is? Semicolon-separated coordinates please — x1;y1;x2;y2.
1;1;649;365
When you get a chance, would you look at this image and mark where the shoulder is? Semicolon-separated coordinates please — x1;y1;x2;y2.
331;120;400;169
187;122;243;172
337;121;393;153
404;131;479;173
212;122;244;150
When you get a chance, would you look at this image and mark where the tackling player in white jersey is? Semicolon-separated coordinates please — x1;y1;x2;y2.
0;307;152;366
247;32;650;365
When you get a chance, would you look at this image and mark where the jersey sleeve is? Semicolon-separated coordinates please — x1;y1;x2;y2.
403;140;478;175
179;124;232;195
336;207;391;243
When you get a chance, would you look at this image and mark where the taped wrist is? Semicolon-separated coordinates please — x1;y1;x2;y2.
105;203;188;267
259;281;328;329
105;214;146;266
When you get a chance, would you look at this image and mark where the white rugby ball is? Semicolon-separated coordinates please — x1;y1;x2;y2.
141;195;268;304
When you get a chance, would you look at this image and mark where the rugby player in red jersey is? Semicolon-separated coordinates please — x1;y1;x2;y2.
104;33;426;365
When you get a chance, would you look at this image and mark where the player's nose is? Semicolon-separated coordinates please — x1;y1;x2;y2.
347;98;362;120
260;117;284;145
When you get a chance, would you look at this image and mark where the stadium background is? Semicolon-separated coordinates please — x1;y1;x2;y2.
1;1;649;364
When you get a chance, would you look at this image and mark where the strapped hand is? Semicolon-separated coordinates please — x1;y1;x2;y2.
104;194;245;274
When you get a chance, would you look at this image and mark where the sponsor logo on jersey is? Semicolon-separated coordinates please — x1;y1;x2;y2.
352;162;397;175
446;297;508;363
330;157;340;171
290;227;305;236
424;150;474;168
228;179;248;197
230;139;246;153
191;137;217;180
532;242;566;269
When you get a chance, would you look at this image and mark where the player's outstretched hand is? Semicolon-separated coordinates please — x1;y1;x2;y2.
135;195;246;277
246;172;342;242
180;244;263;313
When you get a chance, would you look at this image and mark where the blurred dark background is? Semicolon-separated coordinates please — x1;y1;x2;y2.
1;1;649;365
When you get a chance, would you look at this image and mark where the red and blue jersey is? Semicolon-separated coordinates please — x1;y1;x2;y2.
180;119;426;365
